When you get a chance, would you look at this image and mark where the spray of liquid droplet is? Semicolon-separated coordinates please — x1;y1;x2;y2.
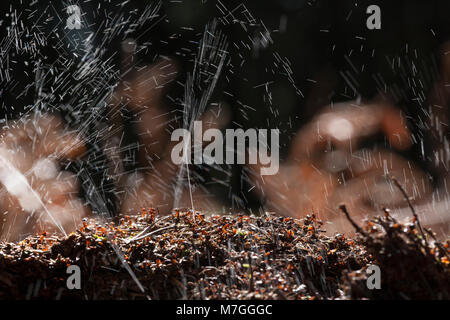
0;148;67;236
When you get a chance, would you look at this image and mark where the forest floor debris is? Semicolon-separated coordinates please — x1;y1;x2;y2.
0;208;448;299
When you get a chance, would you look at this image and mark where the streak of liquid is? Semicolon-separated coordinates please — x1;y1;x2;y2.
0;150;67;236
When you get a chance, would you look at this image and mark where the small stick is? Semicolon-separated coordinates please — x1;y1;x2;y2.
424;228;450;259
126;225;177;243
390;176;427;242
126;215;171;242
338;204;368;237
